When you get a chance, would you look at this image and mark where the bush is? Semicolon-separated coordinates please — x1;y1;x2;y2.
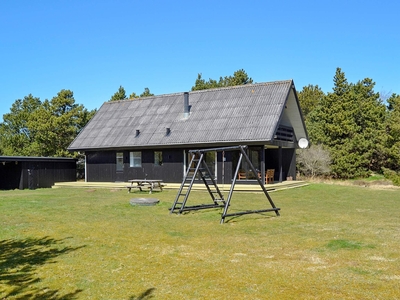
382;167;400;186
297;144;331;178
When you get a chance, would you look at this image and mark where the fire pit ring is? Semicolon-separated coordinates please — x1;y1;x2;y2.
129;198;160;206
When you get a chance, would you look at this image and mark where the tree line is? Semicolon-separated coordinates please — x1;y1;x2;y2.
108;69;253;101
1;68;399;182
0;90;95;158
297;67;400;180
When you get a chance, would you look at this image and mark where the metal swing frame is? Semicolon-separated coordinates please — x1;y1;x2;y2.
170;145;280;224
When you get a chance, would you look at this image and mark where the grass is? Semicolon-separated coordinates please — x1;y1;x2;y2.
1;184;400;299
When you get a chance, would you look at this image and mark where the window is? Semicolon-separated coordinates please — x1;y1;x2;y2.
154;151;163;166
205;151;216;179
232;147;261;179
249;148;260;171
130;151;142;167
116;152;124;171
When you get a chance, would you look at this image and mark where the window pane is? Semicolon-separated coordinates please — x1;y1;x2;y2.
116;152;124;171
205;151;216;179
249;148;260;170
154;151;162;166
130;151;142;167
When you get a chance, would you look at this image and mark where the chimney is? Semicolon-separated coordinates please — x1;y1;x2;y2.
183;92;190;118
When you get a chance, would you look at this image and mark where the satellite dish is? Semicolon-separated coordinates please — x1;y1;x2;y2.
298;138;309;149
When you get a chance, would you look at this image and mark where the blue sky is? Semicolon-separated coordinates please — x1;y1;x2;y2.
1;0;399;117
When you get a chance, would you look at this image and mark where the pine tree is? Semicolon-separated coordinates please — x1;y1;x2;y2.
0;94;42;156
28;90;95;157
191;69;253;91
307;68;386;178
297;84;325;121
139;87;154;97
109;86;127;101
385;93;400;171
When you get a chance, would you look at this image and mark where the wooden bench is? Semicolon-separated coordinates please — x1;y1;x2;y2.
127;180;165;194
126;185;143;192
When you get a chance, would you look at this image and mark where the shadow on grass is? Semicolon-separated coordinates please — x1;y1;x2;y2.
129;287;156;300
224;211;277;224
0;236;85;299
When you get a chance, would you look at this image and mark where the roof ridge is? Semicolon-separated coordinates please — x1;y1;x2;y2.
104;80;293;105
189;80;293;94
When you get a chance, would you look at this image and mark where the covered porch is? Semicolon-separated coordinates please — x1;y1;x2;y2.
195;144;296;185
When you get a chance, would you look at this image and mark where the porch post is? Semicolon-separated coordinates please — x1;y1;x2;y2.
84;154;87;182
183;150;187;177
261;147;266;185
278;146;283;183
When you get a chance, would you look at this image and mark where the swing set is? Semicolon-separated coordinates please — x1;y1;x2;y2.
170;145;280;224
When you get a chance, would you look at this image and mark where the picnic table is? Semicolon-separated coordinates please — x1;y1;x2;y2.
126;179;165;194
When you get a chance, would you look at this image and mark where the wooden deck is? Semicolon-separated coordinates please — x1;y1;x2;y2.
53;180;308;192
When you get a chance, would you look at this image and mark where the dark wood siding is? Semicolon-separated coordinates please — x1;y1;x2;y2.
20;161;76;189
86;151;116;182
217;151;233;184
144;149;184;183
0;162;22;190
0;158;76;190
122;149;184;183
86;149;185;183
84;147;297;183
285;149;297;180
265;148;296;181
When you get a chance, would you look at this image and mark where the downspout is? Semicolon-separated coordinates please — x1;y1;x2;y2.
261;147;266;185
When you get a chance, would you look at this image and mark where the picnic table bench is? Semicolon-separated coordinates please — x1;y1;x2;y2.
126;179;165;194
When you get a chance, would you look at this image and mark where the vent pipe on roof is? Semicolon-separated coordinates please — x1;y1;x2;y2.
166;128;171;136
183;92;190;118
135;129;140;137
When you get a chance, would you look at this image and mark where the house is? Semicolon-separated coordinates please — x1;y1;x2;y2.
0;156;76;190
68;80;308;184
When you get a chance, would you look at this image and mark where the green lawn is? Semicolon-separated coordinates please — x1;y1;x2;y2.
1;184;399;299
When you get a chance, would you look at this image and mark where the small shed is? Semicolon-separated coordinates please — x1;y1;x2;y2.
0;156;77;190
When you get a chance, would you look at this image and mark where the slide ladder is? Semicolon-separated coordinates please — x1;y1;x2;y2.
170;151;225;214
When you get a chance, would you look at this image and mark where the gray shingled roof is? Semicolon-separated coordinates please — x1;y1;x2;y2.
68;80;307;151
